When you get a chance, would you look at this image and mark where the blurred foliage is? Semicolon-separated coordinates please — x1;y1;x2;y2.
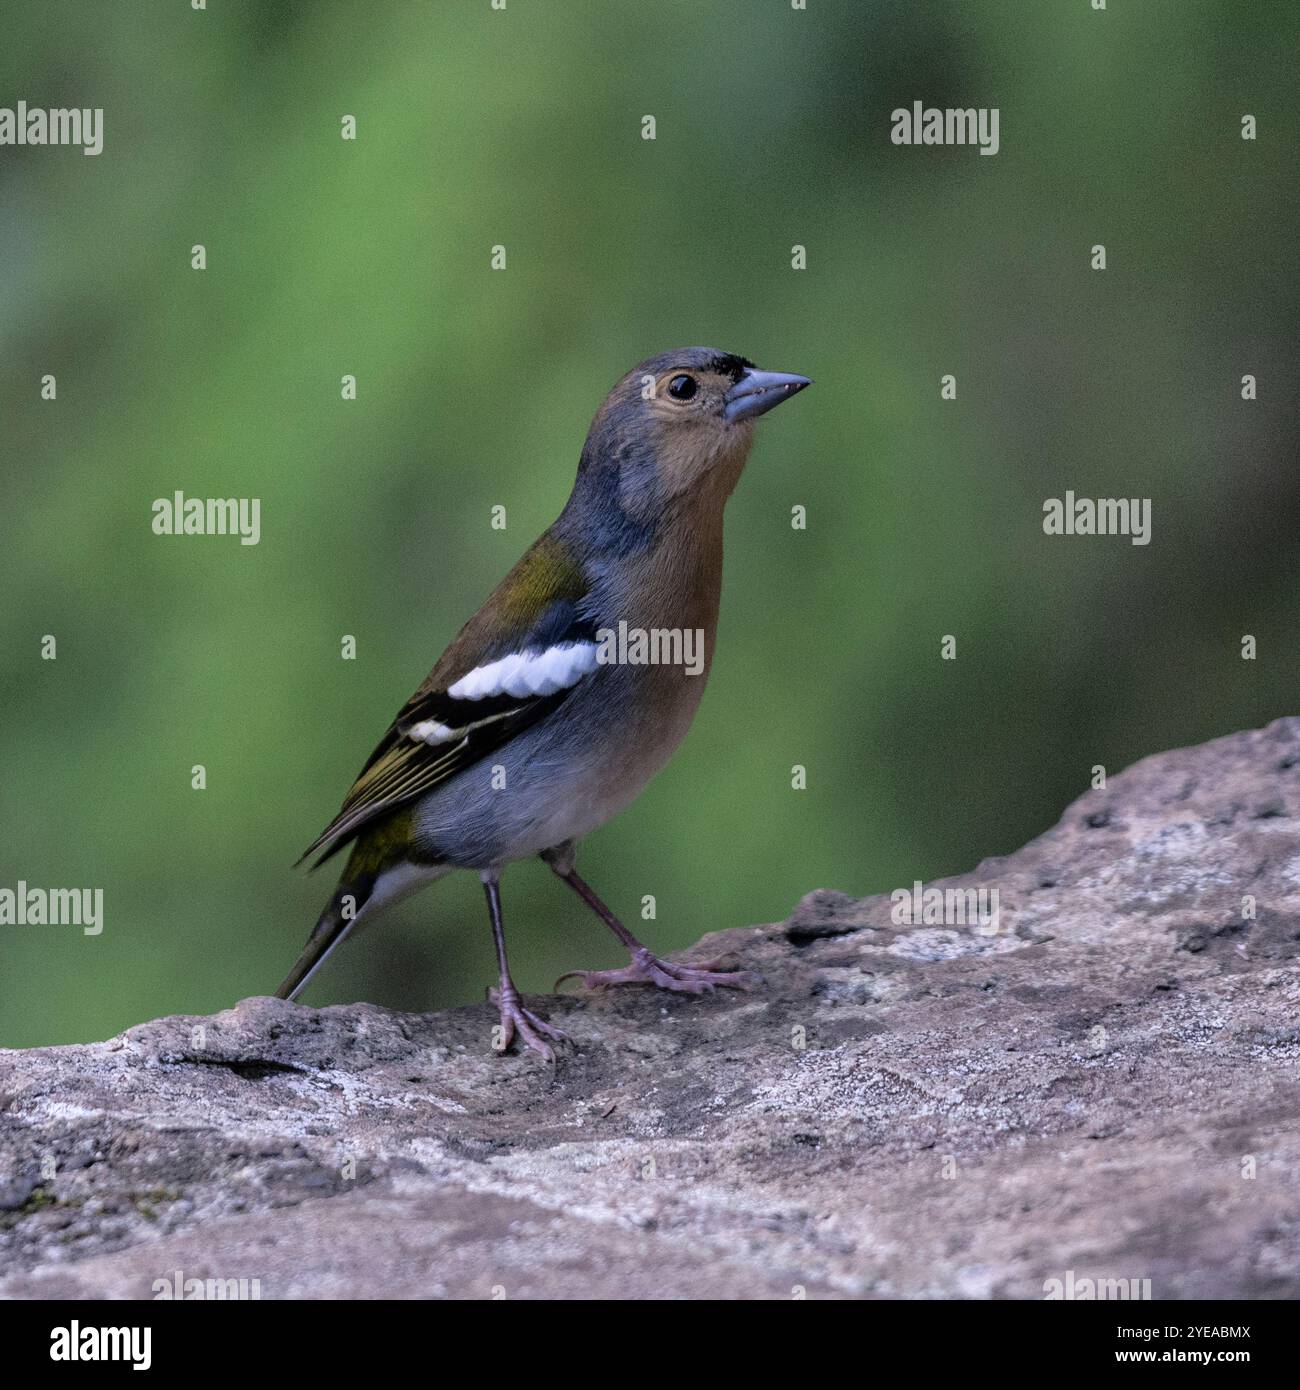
2;1;1297;1046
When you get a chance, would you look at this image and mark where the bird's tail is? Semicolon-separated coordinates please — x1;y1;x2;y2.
275;870;377;1002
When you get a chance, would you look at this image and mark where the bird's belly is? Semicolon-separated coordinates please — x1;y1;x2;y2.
410;663;707;870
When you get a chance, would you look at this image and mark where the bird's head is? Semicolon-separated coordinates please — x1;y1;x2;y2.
575;347;811;523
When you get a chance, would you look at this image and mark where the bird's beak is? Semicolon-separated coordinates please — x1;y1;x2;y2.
723;368;812;423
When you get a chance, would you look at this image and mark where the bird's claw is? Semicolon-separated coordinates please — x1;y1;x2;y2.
488;984;568;1061
556;946;758;996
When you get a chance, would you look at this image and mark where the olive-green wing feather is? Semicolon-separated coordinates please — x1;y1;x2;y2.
297;532;595;867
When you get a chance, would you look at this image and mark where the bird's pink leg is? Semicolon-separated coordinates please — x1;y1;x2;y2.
544;852;757;995
482;874;568;1060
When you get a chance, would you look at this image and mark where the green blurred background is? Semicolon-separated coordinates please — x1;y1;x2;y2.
2;1;1296;1047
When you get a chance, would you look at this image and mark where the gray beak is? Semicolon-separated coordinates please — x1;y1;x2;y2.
723;368;812;423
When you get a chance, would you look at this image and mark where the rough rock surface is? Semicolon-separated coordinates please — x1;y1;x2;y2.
3;720;1300;1299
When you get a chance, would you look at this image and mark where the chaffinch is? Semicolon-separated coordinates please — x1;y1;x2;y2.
277;348;811;1058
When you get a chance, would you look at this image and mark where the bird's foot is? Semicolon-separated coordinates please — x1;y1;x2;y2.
556;946;758;996
488;983;568;1061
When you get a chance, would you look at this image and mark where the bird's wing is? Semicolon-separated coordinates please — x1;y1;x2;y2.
298;533;598;867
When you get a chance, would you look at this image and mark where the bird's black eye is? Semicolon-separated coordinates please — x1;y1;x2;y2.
667;374;697;402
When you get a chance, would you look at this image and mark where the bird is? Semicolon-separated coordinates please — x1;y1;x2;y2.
276;347;811;1059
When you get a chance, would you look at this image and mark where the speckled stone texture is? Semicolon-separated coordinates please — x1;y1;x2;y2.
3;718;1299;1299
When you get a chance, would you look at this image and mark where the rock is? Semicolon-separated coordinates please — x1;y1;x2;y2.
2;718;1299;1299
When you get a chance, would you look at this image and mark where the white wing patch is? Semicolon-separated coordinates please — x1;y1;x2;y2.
448;640;600;702
408;719;459;746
